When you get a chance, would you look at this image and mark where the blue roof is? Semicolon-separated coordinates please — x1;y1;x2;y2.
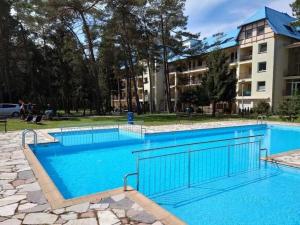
239;7;300;40
169;7;300;63
266;7;300;40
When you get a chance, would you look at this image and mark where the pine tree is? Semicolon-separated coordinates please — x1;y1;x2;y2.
203;34;237;116
291;0;300;26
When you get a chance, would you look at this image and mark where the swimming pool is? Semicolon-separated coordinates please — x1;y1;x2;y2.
31;124;300;225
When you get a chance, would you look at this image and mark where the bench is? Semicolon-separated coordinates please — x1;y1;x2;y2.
0;118;7;133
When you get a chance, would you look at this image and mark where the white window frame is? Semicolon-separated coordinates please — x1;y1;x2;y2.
258;62;267;72
258;43;267;54
257;81;266;92
257;25;265;36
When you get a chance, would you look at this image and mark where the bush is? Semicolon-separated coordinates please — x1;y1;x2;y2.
253;101;270;115
278;95;300;121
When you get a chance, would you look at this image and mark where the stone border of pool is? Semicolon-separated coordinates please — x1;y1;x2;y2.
23;144;186;225
4;120;300;225
266;149;300;168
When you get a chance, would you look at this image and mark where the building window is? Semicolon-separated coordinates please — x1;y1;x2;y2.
258;62;267;72
245;29;253;39
257;81;266;92
198;59;203;67
257;25;265;35
258;43;267;53
144;77;148;84
192;61;196;69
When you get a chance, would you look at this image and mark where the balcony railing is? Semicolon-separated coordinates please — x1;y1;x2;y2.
238;90;251;97
240;55;252;61
239;73;252;79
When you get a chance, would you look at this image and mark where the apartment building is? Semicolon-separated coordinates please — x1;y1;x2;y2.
111;61;165;112
111;7;300;113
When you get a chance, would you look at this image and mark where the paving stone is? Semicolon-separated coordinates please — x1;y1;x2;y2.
0;203;18;216
98;210;120;225
22;203;50;213
66;202;89;213
90;203;109;210
18;170;34;179
2;183;14;190
0;219;21;225
64;218;98;225
110;198;134;210
0;179;11;185
11;179;25;187
129;211;156;224
13;213;25;219
11;151;25;160
61;212;78;220
55;217;66;224
52;208;65;214
112;209;126;218
17;182;40;192
0;172;17;180
100;197;115;204
18;202;37;211
152;221;163;225
80;211;95;218
132;203;143;212
3;189;17;197
26;190;47;204
23;213;58;224
0;195;26;207
111;193;125;202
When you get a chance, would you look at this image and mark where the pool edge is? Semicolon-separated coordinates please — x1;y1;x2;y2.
23;144;186;225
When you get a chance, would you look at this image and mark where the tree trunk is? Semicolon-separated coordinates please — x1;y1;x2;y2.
212;101;216;117
147;59;153;114
160;15;172;113
79;11;102;114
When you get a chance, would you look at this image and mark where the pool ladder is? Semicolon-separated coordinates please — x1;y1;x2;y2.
22;129;37;148
257;115;267;124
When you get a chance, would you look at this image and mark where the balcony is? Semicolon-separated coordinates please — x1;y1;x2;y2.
240;54;252;61
238;90;252;96
239;72;252;79
177;76;190;86
238;82;252;97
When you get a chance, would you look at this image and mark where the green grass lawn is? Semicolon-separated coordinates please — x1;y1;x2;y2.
0;114;251;132
1;113;296;132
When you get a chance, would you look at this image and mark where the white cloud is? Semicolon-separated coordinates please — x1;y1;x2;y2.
185;0;227;17
185;0;295;38
266;0;293;15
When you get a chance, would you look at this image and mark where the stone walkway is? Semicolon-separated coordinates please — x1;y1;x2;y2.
0;131;164;225
1;120;299;225
268;150;300;168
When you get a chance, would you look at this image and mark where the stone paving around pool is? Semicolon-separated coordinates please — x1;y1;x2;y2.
0;131;164;225
267;150;300;168
1;120;300;225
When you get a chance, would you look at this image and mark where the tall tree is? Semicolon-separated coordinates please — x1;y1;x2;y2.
291;0;300;26
147;0;197;113
203;34;236;116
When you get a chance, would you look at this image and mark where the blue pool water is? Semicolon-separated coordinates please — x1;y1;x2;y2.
31;124;300;225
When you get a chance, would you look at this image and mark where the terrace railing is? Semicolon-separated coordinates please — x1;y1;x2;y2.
124;135;268;196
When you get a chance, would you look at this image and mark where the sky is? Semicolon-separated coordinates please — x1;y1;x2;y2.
185;0;294;37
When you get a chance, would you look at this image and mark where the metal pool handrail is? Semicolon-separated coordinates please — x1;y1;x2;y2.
132;134;264;155
124;139;268;194
22;129;37;148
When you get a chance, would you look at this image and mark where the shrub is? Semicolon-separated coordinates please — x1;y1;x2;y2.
253;101;270;115
278;95;300;121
